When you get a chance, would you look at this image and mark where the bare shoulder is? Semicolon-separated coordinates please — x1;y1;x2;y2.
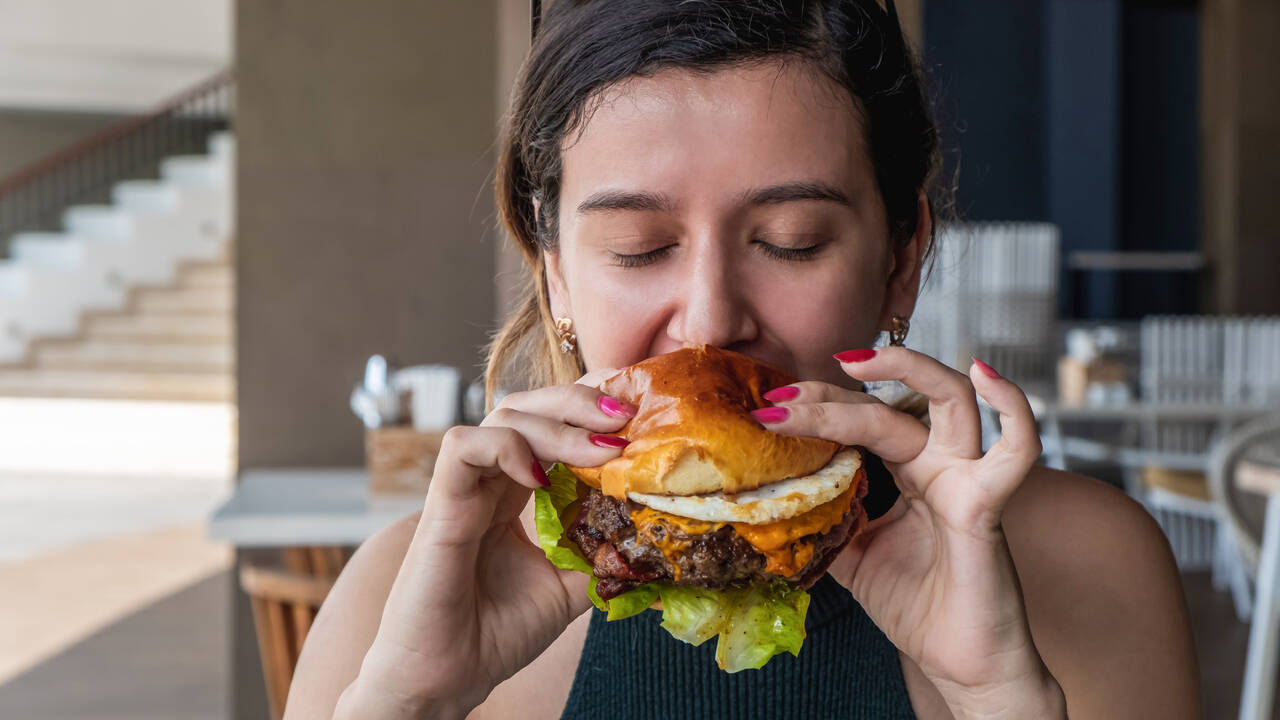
1003;466;1201;718
284;511;421;719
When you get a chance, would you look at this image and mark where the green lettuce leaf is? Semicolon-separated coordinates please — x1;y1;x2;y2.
532;463;811;672
605;583;660;621
710;583;810;672
532;463;602;609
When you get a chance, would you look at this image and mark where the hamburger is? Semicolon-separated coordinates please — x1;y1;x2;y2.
534;345;871;671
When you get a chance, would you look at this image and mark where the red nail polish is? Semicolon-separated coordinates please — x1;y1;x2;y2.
531;460;550;487
834;348;877;363
597;395;637;419
762;386;800;402
750;406;790;424
589;433;630;448
972;357;1001;379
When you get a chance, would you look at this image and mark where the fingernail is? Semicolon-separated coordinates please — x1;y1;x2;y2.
762;385;799;402
750;406;790;424
589;433;630;448
597;395;637;419
834;348;877;363
972;357;1001;379
531;460;550;487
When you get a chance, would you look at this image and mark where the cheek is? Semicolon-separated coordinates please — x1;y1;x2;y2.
751;257;885;379
561;258;673;372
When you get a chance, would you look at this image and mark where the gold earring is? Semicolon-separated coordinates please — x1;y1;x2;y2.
554;317;577;354
889;315;910;346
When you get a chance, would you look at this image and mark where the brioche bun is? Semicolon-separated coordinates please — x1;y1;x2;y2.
568;345;840;498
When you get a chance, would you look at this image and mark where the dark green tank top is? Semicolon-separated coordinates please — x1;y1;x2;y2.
560;455;916;719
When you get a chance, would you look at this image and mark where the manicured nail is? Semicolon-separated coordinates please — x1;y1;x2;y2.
972;357;1001;379
750;406;790;424
531;460;550;487
589;433;630;448
834;348;877;363
762;386;800;402
597;395;637;419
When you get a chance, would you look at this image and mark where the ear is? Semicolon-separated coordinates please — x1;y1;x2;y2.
876;191;930;330
544;249;571;320
533;194;573;320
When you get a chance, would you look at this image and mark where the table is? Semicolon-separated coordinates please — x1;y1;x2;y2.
1037;402;1273;477
208;468;425;547
1237;442;1280;720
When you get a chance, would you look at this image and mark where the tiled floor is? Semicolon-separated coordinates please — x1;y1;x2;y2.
0;569;230;720
1185;570;1280;720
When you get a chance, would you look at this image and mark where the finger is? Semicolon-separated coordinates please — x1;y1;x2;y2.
484;406;629;468
752;398;928;464
970;358;1042;500
834;346;981;458
421;425;544;551
489;378;634;433
576;367;620;387
760;380;871;406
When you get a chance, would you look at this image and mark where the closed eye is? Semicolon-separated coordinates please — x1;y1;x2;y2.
754;239;825;262
608;244;675;268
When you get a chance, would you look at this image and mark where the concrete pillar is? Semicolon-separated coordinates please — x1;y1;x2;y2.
233;1;498;717
1201;0;1280;314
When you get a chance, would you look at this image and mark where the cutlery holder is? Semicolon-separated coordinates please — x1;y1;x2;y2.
364;427;446;494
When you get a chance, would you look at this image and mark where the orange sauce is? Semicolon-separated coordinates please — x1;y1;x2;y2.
628;469;864;579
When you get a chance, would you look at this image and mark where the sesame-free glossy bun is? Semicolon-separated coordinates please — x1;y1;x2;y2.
569;346;840;498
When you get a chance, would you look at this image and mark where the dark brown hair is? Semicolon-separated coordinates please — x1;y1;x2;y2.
487;0;941;403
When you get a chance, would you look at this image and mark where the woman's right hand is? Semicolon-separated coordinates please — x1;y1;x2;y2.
335;370;633;720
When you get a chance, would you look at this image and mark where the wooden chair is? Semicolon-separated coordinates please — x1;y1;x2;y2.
241;546;351;720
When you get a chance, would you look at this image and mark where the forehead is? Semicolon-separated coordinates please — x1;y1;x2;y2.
559;60;870;212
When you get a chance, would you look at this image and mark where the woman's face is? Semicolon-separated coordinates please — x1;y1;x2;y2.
546;60;924;387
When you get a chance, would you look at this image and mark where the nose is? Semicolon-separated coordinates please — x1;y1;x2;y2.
667;235;757;349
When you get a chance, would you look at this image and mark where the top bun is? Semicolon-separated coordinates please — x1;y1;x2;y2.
569;346;840;498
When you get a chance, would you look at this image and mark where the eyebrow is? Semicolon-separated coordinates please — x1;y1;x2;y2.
575;180;852;216
739;181;852;208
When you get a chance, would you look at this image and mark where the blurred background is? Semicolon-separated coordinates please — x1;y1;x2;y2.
0;0;1276;718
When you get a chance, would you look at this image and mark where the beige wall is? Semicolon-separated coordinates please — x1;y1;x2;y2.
1201;0;1280;314
0;109;124;178
236;0;498;469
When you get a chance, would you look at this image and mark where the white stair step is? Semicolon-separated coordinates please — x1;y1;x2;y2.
0;264;29;296
10;233;85;267
62;205;132;240
33;340;232;372
135;286;232;315
208;132;234;160
161;155;228;187
86;314;232;342
112;180;181;213
0;368;231;402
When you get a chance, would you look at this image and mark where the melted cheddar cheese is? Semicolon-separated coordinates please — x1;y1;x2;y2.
629;468;864;580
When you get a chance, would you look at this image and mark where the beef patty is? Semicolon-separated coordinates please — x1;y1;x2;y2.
566;488;862;600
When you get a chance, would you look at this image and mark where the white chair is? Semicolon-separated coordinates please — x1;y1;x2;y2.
1209;415;1280;621
910;222;1060;395
1138;316;1280;573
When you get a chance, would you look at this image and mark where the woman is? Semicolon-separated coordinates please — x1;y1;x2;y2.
288;1;1199;717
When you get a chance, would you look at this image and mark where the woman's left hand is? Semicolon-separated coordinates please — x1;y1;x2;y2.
758;346;1066;720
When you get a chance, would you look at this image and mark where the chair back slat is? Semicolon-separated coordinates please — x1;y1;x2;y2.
912;222;1059;389
241;551;347;720
1140;315;1280;454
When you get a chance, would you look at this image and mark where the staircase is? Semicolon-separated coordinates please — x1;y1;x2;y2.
0;248;234;402
0;74;236;403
